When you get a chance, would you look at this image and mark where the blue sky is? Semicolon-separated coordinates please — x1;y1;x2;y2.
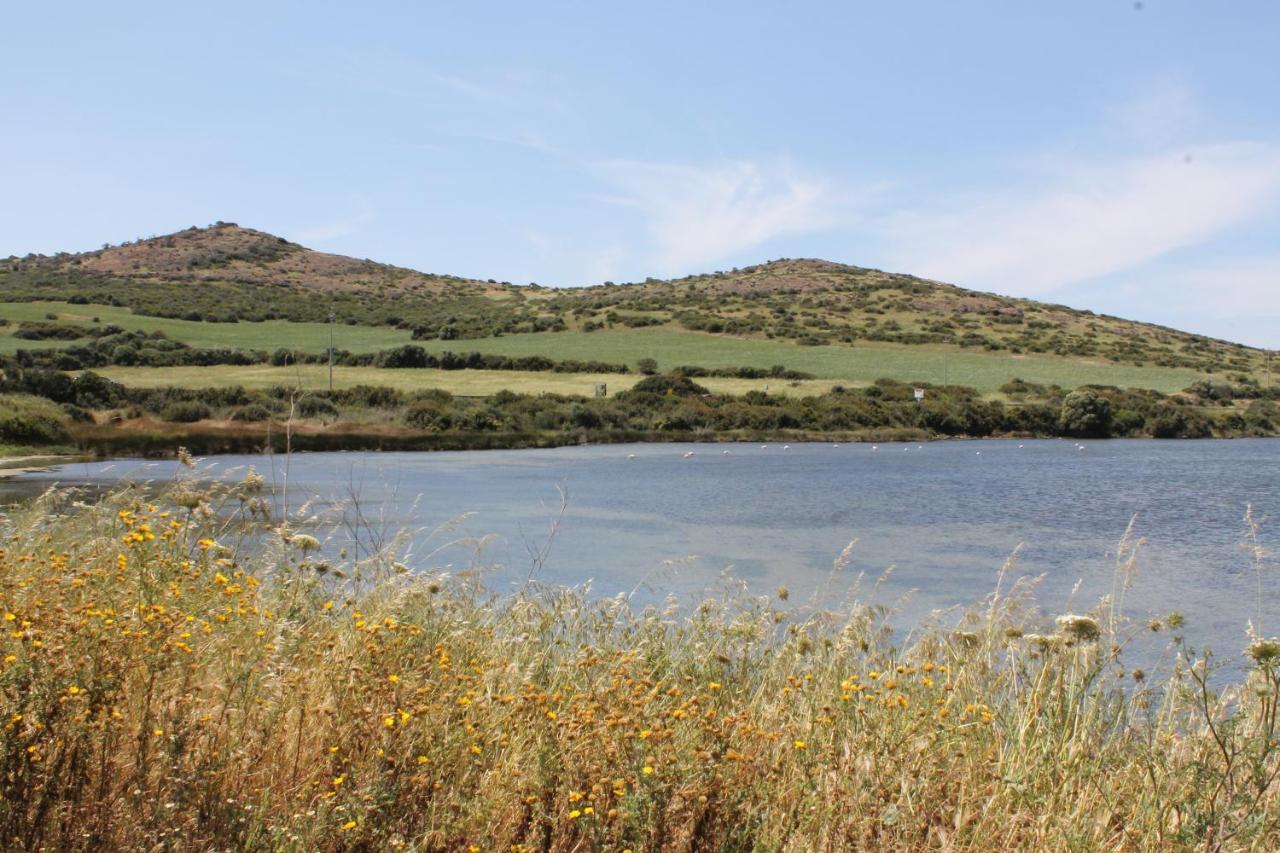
4;1;1279;347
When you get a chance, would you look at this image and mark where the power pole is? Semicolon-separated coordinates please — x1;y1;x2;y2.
328;308;336;393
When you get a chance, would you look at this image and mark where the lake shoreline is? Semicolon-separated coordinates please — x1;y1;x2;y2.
48;420;1278;461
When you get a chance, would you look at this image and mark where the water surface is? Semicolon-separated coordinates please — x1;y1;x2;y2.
4;439;1278;660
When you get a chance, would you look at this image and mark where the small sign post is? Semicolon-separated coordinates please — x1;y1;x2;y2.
914;388;925;402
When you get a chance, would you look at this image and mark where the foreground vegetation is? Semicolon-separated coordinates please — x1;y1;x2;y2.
0;476;1278;849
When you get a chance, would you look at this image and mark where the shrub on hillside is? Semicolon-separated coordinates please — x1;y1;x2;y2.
297;397;339;419
623;374;711;398
1058;389;1112;438
0;393;71;444
159;401;212;423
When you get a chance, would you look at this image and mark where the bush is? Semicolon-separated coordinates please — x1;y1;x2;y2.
0;394;71;444
1058;390;1112;438
297;397;339;419
159;401;212;423
229;404;274;422
624;374;711;398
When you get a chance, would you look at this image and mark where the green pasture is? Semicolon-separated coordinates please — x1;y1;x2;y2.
0;301;412;354
1;301;1211;393
87;365;837;398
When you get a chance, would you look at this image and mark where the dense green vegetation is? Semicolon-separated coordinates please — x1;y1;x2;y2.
3;223;1276;456
2;367;1275;458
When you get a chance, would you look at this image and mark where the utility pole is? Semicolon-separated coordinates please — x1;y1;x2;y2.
942;336;951;387
328;308;336;393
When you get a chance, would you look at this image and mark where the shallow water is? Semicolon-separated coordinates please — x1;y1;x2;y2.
4;439;1279;659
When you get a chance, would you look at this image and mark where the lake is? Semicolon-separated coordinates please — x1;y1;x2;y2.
4;439;1278;661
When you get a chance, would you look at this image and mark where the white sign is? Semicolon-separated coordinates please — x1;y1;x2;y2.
914;388;925;400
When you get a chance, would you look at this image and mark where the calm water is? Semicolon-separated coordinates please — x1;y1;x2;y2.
4;439;1279;658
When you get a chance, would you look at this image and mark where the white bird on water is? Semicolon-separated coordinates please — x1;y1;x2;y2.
871;446;879;451
627;453;637;459
722;450;731;455
683;451;695;459
783;445;791;451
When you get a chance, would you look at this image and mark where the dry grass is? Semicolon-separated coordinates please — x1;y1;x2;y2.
0;472;1278;850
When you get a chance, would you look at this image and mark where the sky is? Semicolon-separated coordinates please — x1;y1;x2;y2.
3;1;1279;348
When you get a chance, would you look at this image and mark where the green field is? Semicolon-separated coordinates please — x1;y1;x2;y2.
3;301;1209;393
0;301;412;354
413;328;1205;393
86;364;836;398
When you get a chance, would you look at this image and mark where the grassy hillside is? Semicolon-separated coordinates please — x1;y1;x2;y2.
0;303;1219;394
0;301;412;355
3;224;1272;390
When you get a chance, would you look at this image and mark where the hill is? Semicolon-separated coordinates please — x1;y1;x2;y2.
1;223;1271;385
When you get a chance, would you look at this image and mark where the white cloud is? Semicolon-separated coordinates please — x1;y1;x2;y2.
593;159;842;274
293;199;376;244
1103;256;1280;349
882;142;1280;297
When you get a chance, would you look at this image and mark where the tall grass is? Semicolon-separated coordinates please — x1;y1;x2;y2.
0;469;1277;849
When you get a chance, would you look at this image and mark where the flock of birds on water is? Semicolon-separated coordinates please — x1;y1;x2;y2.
626;441;1093;460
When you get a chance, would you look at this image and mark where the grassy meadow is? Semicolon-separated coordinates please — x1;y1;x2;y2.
86;364;838;398
0;302;414;355
0;477;1278;849
3;302;1211;394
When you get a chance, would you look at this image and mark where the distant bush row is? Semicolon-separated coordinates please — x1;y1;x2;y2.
2;370;1273;444
4;336;822;382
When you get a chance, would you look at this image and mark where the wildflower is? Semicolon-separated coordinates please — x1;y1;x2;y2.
340;820;357;831
1247;637;1280;666
417;755;429;765
1024;633;1059;652
642;765;654;775
793;739;808;750
708;681;722;690
291;534;321;552
1055;614;1101;642
568;810;581;820
323;601;335;611
388;674;400;684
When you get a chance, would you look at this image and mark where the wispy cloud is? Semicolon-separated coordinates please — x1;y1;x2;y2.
293;199;376;245
593;159;844;274
1101;255;1280;348
882;142;1280;295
